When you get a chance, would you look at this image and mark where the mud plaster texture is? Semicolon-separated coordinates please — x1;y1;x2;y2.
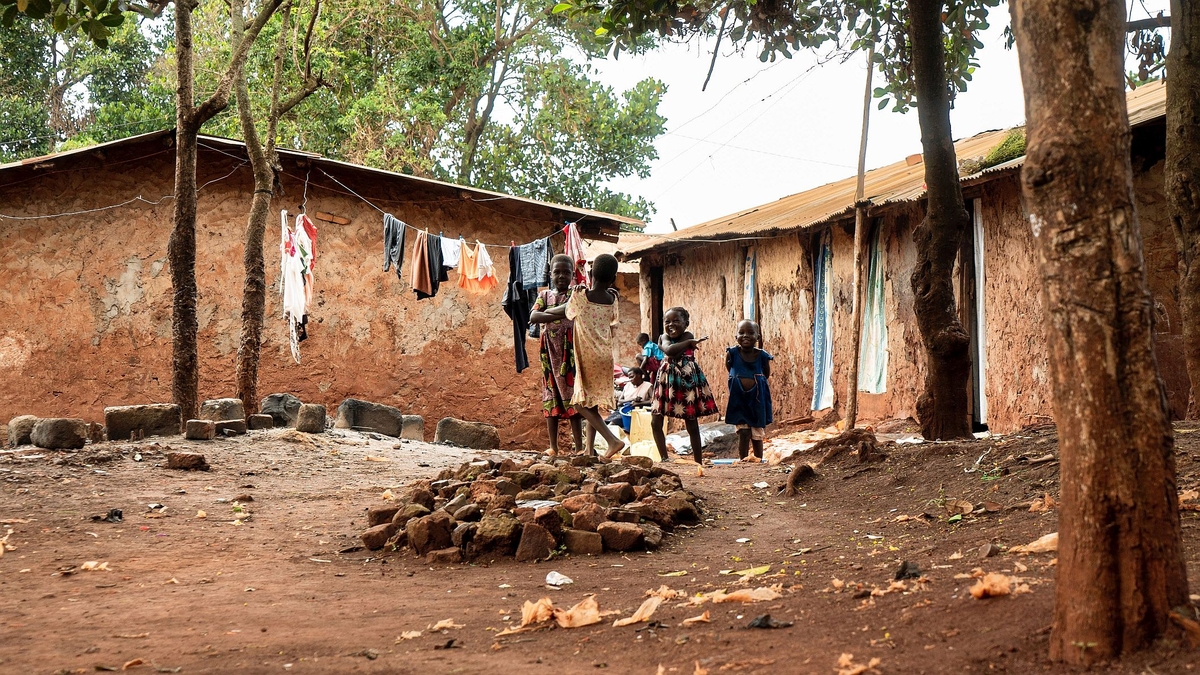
637;128;1176;433
0;137;635;447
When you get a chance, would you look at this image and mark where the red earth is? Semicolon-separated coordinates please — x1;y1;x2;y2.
3;423;1200;674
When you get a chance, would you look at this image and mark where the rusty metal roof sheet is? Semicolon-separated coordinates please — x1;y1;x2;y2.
623;80;1165;259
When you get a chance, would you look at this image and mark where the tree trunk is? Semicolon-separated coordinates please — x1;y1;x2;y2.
1168;0;1200;418
169;0;202;425
907;0;973;441
1011;0;1190;664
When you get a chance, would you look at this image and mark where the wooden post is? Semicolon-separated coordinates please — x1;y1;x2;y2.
845;47;874;429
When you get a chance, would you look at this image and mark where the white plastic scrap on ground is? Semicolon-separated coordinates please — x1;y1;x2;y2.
545;571;573;587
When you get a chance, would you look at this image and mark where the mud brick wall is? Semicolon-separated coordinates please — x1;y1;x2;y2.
636;155;1176;433
0;142;634;446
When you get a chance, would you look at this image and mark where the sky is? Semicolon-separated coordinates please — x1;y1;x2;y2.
588;1;1170;233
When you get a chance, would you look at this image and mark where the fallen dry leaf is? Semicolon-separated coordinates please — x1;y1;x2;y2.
395;631;422;641
694;661;709;675
1009;532;1058;554
381;489;396;501
121;658;144;670
702;585;783;604
1029;493;1057;512
521;598;554;627
948;551;963;560
429;619;464;631
554;595;601;628
195;510;206;519
113;633;149;639
614;596;663;627
682;611;711;625
969;573;1012;599
835;653;882;675
646;585;683;600
81;561;110;571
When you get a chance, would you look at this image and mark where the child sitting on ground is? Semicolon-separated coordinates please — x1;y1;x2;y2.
636;332;665;378
542;253;626;457
650;306;719;463
529;254;584;456
604;367;653;425
725;320;773;462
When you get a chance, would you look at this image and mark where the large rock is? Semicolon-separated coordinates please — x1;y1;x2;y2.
515;523;556;562
215;420;247;436
185;419;216;440
335;398;405;437
361;523;398;551
427;547;463;565
367;505;402;528
571;503;608;533
408;511;454;557
639;522;664;550
295;404;326;434
597;521;644;552
392;503;431;528
533;506;564;537
563;529;603;555
166;452;209;471
561;494;610;513
30;418;87;450
199;398;245;422
247;414;274;430
401;415;425;440
408;489;436;511
8;415;38;446
260;393;302;427
451;522;478;549
471;514;522;556
598;482;635;505
435;418;500;449
104;404;181;440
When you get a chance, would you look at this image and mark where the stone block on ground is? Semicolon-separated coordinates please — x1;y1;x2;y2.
562;528;604;555
408;511;454;557
639;522;664;550
607;508;640;524
515;523;556;562
7;413;36;444
392;503;431;528
597;521;644;552
368;505;402;528
361;523;398;550
598;482;635;504
571;504;608;532
215;419;247;436
335;398;405;437
248;414;274;430
166;452;209;471
453;504;482;522
533;506;564;536
104;404;181;440
295;404;326;434
561;494;609;513
452;522;478;549
199;398;245;422
408;489;436;511
185;419;216;440
434;417;500;449
402;415;425;441
427;547;463;564
260;393;302;427
30;418;87;450
471;514;522;556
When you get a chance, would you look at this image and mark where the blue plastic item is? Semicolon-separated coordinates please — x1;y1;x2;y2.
619;403;633;432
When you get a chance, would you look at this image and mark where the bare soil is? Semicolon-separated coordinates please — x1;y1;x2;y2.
3;423;1200;674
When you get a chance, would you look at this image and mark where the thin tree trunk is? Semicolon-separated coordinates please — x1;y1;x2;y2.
907;0;973;441
1011;0;1190;664
170;0;202;424
1168;0;1200;418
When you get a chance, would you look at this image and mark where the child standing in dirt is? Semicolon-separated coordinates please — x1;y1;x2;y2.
529;254;584;456
725;320;773;462
650;306;719;463
543;253;626;457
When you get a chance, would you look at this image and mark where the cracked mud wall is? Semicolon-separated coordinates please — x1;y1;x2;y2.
0;144;625;446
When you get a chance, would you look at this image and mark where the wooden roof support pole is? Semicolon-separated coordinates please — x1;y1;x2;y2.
845;46;874;430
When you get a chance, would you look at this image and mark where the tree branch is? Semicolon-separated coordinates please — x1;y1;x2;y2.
192;0;287;127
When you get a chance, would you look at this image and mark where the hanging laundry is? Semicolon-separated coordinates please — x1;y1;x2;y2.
297;212;317;270
564;222;587;284
293;214;316;309
280;210;308;364
458;241;499;293
422;232;446;299
411;230;433;297
477;242;498;289
518;237;552;291
383;213;408;280
502;246;537;372
441;235;462;269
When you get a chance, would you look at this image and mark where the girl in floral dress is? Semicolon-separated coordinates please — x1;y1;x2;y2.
650;306;719;463
529;255;584;455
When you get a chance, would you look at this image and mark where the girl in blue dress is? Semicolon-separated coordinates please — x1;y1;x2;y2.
725;320;773;462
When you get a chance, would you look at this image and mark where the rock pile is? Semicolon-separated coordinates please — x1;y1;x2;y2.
359;455;702;564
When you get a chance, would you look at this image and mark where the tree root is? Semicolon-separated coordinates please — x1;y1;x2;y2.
814;428;884;465
784;463;816;497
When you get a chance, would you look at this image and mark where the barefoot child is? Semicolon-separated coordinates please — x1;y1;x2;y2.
543;253;626;457
725;320;773;462
529;254;584;455
650;306;718;463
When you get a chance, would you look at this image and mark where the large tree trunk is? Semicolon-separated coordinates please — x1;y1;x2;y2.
1011;0;1190;664
907;0;973;441
169;0;202;425
1168;0;1200;418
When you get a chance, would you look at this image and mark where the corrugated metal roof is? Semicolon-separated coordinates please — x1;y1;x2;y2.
0;130;643;232
623;80;1166;259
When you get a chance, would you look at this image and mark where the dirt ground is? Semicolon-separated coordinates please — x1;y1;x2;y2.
4;423;1200;674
